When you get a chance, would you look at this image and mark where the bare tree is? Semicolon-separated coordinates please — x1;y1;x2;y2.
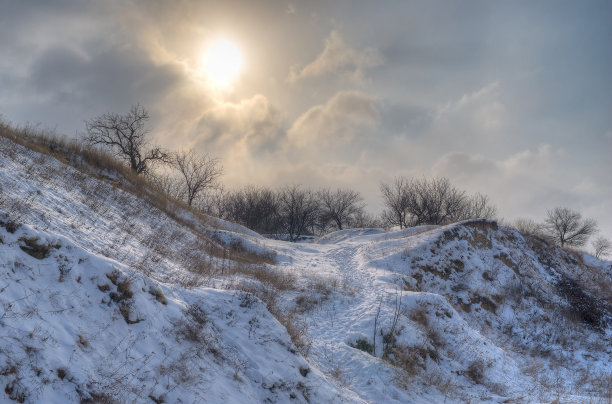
197;187;229;218
543;207;598;247
352;210;382;229
458;193;498;221
318;188;365;231
84;105;169;174
224;186;280;235
380;177;410;229
380;176;497;228
592;236;611;260
149;171;185;201
509;217;546;237
278;185;320;242
173;150;222;206
407;177;466;225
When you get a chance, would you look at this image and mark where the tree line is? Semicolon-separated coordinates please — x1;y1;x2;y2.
81;105;610;258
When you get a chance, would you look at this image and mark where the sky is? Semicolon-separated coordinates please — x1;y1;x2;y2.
1;0;611;240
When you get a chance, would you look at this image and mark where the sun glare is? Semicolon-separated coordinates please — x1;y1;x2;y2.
202;39;243;87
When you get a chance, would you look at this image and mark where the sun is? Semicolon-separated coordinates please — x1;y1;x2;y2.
202;39;243;87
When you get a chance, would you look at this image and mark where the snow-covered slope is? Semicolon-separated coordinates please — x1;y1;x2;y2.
0;224;351;403
0;137;360;403
1;135;611;403
289;221;612;402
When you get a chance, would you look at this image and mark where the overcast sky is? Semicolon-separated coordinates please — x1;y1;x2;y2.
1;0;611;239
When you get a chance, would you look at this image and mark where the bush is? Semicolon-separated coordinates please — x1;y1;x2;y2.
1;220;20;234
148;287;167;305
19;237;53;259
466;360;485;384
350;338;374;355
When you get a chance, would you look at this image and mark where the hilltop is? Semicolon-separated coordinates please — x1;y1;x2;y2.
1;131;611;403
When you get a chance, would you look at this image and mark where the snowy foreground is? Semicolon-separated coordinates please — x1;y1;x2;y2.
1;136;611;403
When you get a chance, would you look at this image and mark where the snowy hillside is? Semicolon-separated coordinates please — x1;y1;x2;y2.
1;134;611;403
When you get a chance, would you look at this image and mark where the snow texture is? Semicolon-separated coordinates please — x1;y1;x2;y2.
1;136;611;403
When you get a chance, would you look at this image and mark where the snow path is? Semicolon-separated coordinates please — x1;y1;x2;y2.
276;229;448;403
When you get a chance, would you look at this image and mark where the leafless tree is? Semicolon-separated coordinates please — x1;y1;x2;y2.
149;171;185;201
352;210;382;229
509;217;546;237
224;186;280;235
457;193;498;221
407;177;466;225
318;188;365;231
196;187;228;218
380;177;410;229
592;236;611;260
381;176;497;228
84;104;169;174
543;207;598;247
173;150;222;206
278;185;320;241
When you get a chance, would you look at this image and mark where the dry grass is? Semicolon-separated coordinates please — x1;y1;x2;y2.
385;343;437;377
272;309;311;355
175;304;210;344
230;264;296;291
18;237;55;259
232;272;311;355
409;307;429;328
465;359;485;384
148;286;168;305
0;120;274;268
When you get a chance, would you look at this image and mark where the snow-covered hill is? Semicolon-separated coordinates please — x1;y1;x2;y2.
1;134;611;403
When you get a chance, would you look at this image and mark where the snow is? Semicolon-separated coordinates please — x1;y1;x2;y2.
1;136;611;403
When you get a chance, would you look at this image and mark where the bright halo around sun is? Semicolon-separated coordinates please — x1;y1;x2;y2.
202;39;243;87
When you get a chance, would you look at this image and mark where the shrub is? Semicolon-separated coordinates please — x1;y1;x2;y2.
299;366;310;377
274;310;310;356
557;276;605;329
98;284;111;292
148;286;167;305
19;237;53;259
116;279;133;299
466;360;485;384
409;305;427;322
175;304;210;344
77;334;89;348
119;304;142;325
106;270;121;285
4;380;27;403
2;220;20;234
350;338;374;355
56;367;67;380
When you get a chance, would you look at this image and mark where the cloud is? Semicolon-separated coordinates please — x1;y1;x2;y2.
432;81;506;140
431;152;499;181
431;146;583;219
433;145;564;183
287;91;379;148
193;94;284;156
286;3;296;15
288;30;382;82
0;40;186;137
